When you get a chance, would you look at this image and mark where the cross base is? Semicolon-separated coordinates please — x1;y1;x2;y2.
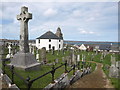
9;52;41;71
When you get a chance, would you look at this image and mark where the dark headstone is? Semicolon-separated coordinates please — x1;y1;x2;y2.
41;47;47;64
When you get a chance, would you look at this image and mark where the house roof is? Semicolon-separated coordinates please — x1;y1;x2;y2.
36;31;62;39
99;45;111;50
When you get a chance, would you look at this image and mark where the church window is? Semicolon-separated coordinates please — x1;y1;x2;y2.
59;44;60;48
49;44;51;49
49;39;51;42
59;40;61;42
39;39;40;43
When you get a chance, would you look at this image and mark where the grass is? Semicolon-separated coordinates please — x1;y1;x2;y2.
3;48;97;89
102;53;120;89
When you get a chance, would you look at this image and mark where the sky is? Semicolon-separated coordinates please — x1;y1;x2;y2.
0;1;118;42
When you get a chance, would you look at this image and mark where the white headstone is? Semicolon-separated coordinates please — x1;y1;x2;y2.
6;44;12;58
36;50;39;61
8;45;11;54
29;44;32;53
77;55;80;62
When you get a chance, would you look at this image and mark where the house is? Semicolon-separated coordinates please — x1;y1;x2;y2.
110;44;119;53
79;44;87;51
99;45;111;51
36;27;63;50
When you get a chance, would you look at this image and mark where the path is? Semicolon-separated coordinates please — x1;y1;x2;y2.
67;62;114;89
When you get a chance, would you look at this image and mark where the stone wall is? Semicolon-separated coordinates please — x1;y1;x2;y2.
0;68;20;90
44;67;91;90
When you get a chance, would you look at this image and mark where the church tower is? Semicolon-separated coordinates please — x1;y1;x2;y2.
55;27;63;39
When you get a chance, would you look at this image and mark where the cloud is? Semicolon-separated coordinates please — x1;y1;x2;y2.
86;17;95;22
43;8;57;17
1;2;118;41
78;28;95;34
72;10;82;17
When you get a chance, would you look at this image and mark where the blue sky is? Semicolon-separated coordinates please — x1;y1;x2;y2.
0;2;118;42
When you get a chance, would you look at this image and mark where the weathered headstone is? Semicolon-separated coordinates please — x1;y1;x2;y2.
0;45;4;59
111;55;116;65
32;46;35;55
100;53;104;62
10;6;40;71
51;46;55;55
36;49;39;62
29;44;32;53
109;56;119;78
77;55;80;62
41;47;47;64
72;51;75;65
62;57;65;63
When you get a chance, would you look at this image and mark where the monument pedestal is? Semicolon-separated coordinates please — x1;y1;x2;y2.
9;52;40;71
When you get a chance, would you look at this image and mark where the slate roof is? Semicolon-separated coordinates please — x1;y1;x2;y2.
36;31;62;39
99;45;111;50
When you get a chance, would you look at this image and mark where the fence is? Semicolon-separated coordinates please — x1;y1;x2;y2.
1;59;85;90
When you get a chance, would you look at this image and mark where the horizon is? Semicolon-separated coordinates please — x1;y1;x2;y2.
1;2;118;42
0;38;119;43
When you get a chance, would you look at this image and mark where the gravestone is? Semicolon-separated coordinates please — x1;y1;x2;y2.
29;44;32;53
69;50;73;65
10;49;13;58
103;51;107;58
10;6;40;71
0;45;4;59
62;57;65;63
41;47;47;64
95;50;98;55
66;56;70;65
6;44;13;58
77;55;80;62
91;54;94;61
100;53;104;62
109;56;119;78
72;51;75;65
32;46;35;55
36;49;39;62
116;61;120;78
62;49;65;55
51;46;55;55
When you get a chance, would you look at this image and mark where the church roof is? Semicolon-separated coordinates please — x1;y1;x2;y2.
36;31;62;39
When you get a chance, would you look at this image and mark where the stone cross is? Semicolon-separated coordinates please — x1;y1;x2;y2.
8;45;11;54
17;6;32;53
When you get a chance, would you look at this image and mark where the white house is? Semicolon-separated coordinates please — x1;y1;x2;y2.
79;44;87;51
36;27;63;50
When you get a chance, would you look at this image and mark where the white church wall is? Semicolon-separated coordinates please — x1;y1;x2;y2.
36;39;63;50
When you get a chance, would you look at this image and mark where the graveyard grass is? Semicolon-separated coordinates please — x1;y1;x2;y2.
102;53;120;89
2;46;119;89
3;48;96;89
